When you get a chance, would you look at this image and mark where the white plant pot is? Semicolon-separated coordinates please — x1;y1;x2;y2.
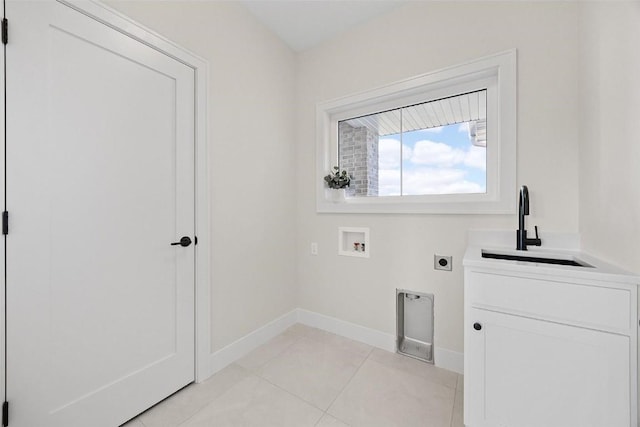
325;188;346;203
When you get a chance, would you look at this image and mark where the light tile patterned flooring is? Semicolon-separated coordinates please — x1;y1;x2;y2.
124;324;464;427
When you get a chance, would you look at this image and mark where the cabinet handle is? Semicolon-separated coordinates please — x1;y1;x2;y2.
473;322;482;331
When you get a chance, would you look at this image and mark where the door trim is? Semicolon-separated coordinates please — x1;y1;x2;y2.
1;0;6;409
1;0;211;390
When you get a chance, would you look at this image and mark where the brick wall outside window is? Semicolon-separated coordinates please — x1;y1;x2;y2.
339;122;379;197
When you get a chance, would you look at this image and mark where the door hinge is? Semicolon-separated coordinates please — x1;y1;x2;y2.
2;401;8;427
2;18;7;45
2;211;7;235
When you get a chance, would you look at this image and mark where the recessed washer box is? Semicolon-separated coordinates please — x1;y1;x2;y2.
338;227;369;258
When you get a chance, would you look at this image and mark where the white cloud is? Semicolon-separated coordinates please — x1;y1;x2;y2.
464;146;486;171
458;122;470;133
378;138;401;169
410;140;465;167
403;145;413;161
408;139;485;171
402;168;485;195
378;138;413;169
378;168;401;196
378;167;485;196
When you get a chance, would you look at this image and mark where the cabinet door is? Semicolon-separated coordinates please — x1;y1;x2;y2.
465;308;630;427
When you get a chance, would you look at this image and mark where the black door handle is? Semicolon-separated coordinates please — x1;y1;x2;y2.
171;236;192;247
473;322;482;331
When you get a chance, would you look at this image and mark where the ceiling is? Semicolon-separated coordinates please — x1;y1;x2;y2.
240;1;407;52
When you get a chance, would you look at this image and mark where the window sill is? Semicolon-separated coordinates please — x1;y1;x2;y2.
317;191;515;215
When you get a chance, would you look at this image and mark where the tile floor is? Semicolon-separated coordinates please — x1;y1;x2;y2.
123;324;464;427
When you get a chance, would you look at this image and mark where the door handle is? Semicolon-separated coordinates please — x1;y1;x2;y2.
171;236;192;247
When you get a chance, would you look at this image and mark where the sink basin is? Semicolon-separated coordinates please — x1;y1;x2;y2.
481;250;593;267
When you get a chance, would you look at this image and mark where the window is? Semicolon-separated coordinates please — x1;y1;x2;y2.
339;90;487;197
316;50;516;214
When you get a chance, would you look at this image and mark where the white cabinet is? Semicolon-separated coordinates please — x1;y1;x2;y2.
464;269;638;427
466;307;630;427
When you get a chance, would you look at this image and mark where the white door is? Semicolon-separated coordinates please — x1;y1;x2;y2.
465;308;630;427
5;2;196;426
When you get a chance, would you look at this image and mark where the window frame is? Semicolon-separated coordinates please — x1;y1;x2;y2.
316;50;517;214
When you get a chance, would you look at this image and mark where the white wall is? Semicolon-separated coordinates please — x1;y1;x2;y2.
103;1;636;368
295;2;581;354
578;2;640;273
107;1;298;353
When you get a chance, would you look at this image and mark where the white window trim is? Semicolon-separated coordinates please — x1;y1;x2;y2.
316;49;517;214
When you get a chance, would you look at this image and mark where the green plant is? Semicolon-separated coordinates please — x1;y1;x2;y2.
324;166;351;189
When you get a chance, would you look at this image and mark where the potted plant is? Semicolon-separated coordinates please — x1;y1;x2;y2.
324;166;351;202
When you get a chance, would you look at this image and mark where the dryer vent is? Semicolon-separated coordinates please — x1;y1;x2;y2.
396;289;434;363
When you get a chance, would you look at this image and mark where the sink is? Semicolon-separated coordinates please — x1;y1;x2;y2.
481;250;593;267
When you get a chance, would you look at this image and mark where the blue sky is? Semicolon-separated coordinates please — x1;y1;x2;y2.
378;122;486;196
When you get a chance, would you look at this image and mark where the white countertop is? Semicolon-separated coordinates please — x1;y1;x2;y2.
464;230;640;285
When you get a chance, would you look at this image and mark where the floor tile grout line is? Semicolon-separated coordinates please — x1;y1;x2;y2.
240;332;306;372
252;330;374;425
164;393;224;427
250;331;328;412
132;364;256;427
375;351;459;391
449;374;459;427
252;373;330;426
450;374;463;427
255;329;370;426
134;418;147;427
449;389;457;427
322;344;374;421
171;384;235;427
132;329;330;426
175;400;206;427
308;328;377;360
313;411;327;427
172;367;261;427
254;368;328;414
449;376;460;427
174;368;304;427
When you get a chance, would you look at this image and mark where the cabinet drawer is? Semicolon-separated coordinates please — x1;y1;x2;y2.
466;272;632;333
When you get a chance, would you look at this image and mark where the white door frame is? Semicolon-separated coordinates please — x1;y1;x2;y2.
0;1;5;409
0;0;211;398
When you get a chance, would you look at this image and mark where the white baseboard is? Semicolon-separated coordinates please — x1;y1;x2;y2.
205;308;463;380
434;347;464;374
207;309;298;377
296;309;396;352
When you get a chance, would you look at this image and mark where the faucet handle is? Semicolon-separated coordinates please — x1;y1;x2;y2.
530;225;542;246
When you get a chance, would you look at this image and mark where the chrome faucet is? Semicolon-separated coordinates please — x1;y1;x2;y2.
516;185;542;250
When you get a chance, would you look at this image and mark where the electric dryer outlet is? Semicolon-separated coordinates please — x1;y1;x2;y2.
434;255;452;271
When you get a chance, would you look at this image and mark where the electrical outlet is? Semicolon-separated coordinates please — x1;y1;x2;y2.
434;255;452;271
311;242;318;255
